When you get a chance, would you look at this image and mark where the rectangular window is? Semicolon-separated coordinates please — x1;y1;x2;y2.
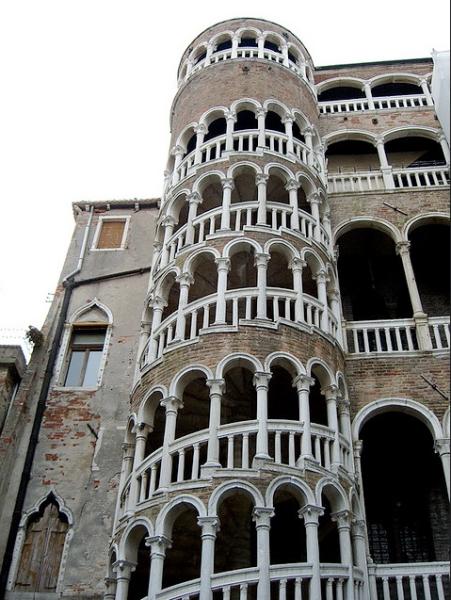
96;219;126;249
64;328;106;387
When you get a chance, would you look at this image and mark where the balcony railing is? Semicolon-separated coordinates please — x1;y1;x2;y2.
174;130;314;186
392;165;450;188
319;94;430;114
368;561;450;600
140;289;338;369
327;170;385;193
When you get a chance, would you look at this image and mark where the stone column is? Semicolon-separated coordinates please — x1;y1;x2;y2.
231;34;239;58
257;35;265;58
214;258;231;324
174;272;194;341
148;296;166;361
290;257;306;322
225;110;236;151
257;108;267;148
352;519;371;600
285;179;300;230
198;517;220;600
282;114;295;154
121;442;135;482
147;535;171;599
151;241;162;274
322;206;334;252
328;289;344;346
256;174;269;226
294;374;315;461
253;507;274;599
255;253;270;319
205;42;214;66
307;192;322;243
420;78;434;106
281;43;289;66
160;215;176;268
438;132;450;164
363;83;375;110
303;127;314;166
435;438;450;497
375;137;395;189
104;576;117;600
171;145;185;186
299;505;324;600
395;241;432;351
113;560;136;600
220;178;234;230
254;371;272;461
186;192;203;245
331;511;354;600
337;397;354;472
204;379;225;468
133;423;150;468
158;396;183;490
185;58;194;77
314;269;330;333
324;384;341;470
194;124;208;165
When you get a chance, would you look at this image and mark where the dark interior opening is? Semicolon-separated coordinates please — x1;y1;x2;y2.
265;110;285;134
163;509;201;588
238;37;258;47
214;39;232;52
270;490;307;564
221;367;257;425
175;376;210;439
268;366;298;420
264;40;280;53
318;86;366;102
204;118;227;142
309;375;328;426
235;110;258;131
127;535;150;600
384;137;446;167
318;497;341;562
371;82;423;97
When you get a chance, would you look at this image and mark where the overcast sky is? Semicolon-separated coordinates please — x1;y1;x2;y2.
0;0;449;349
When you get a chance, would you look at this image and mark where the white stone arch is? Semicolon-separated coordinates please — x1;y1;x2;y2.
369;72;424;88
261;29;285;48
291;108;313;132
266;475;316;508
7;490;74;592
301;246;325;274
349;489;364;519
155;494;207;538
315;477;350;512
223;236;263;258
198;105;228;129
264;351;306;378
210;30;235;48
306;357;335;389
335;371;349;400
352;397;443;442
403;211;449;240
170;363;214;398
68;297;113;325
234;26;262;41
125;413;138;443
264;161;296;181
443;408;450;437
333;216;402;245
316;76;366;95
296;171;317;196
189;41;209;64
175;121;199;151
286;41;306;64
193;169;226;195
263;98;291;119
230;97;263;116
208;480;264;516
182;246;221;277
382;125;442;144
137;384;168;425
215;352;264;379
264;238;299;264
118;517;154;561
226;160;262;179
164;188;191;222
153;266;182;300
323;129;378;150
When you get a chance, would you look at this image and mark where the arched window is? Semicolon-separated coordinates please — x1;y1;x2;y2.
162;506;202;588
15;496;69;592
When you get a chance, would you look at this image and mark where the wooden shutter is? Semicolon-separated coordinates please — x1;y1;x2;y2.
97;220;125;249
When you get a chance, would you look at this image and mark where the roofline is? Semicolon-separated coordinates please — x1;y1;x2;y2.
72;198;160;217
315;56;433;71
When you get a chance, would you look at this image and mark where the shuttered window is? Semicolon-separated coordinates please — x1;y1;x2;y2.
96;219;126;249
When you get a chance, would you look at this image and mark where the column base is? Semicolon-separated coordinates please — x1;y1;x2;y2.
201;462;222;478
252;455;273;468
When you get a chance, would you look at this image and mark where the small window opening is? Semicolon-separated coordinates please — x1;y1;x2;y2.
64;327;106;387
238;37;258;48
96;219;126;249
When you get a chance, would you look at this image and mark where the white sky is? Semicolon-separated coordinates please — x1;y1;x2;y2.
0;0;449;343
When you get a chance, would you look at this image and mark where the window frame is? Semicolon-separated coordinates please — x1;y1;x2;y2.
63;327;107;388
91;215;130;251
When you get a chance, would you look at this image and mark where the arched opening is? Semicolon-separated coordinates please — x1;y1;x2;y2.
309;374;328;427
337;228;412;320
302;259;318;299
318;495;341;563
160;273;180;322
228;247;257;289
265;110;285;134
326;139;379;173
204;117;227;142
162;506;201;589
198;176;223;216
188;253;218;304
142;391;165;457
264;37;281;53
372;81;423;97
297;186;310;213
127;526;151;600
385;135;447;169
267;173;289;204
221;366;257;426
193;48;207;65
175;373;210;440
268;365;298;421
409;223;450;317
183;129;197;158
292;120;305;143
267;249;293;289
288;47;299;65
238;36;258;48
14;496;69;592
215;492;257;578
270;487;307;565
213;37;232;53
231;167;257;203
360;411;449;564
172;195;189;234
234;109;258;132
318;85;365;102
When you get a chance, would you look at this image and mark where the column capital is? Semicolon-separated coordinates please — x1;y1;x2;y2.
150;295;167;311
134;421;150;435
221;177;235;191
302;126;314;136
323;384;340;401
374;136;385;147
331;509;352;529
395;240;411;256
254;252;270;267
161;396;183;414
293;373;315;392
298;504;324;524
253;371;272;389
171;145;185;157
285;178;301;192
112;559;136;576
435;438;450;456
314;269;329;284
224;110;237;122
206;378;226;395
256;173;269;185
194;123;208;135
252;506;275;527
307;192;321;205
281;113;295;125
215;257;231;271
145;534;172;556
337;397;350;415
353;439;364;455
187;191;202;204
197;516;220;536
351;519;367;537
162;215;176;227
122;442;135;456
438;131;448;144
176;272;194;287
256;107;267;119
328;288;340;302
153;240;163;252
289;257;307;272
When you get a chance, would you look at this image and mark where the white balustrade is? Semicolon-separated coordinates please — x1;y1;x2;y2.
429;317;450;350
320;98;370;114
345;319;419;354
321;565;362;600
328;170;385;194
368;561;450;600
319;94;430;114
393;165;450;188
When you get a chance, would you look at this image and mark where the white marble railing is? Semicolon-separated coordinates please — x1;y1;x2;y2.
140;289;334;368
319;94;430;114
429;317;450;350
345;319;419;354
327;170;385;193
392;165;450;188
368;561;450;600
175;130;312;184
